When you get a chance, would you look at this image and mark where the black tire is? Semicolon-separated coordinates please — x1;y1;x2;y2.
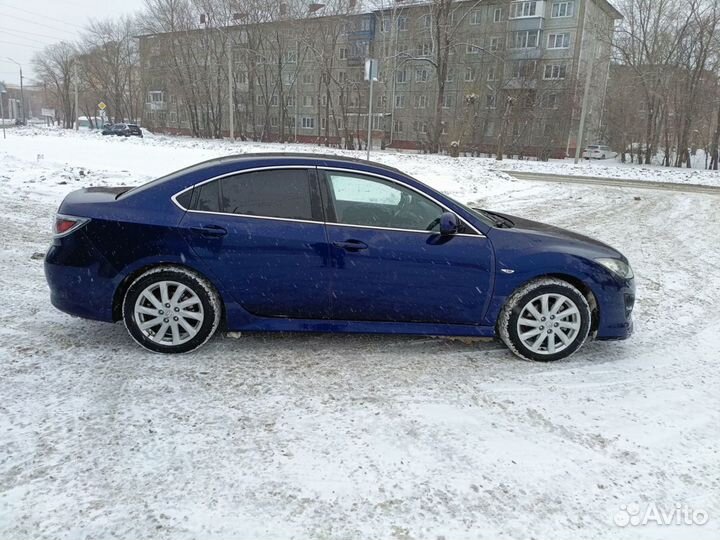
122;266;221;353
498;278;591;362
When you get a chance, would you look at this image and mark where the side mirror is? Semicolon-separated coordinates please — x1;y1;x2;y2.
439;211;459;236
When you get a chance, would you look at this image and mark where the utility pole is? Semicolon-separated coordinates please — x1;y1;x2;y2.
74;62;79;130
0;83;6;138
574;47;597;164
365;59;378;160
228;40;234;140
6;58;25;124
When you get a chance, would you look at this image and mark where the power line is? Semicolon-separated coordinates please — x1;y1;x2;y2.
0;39;44;51
0;12;81;37
0;25;74;41
1;2;87;30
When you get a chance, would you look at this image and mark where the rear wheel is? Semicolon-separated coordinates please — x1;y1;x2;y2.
498;278;591;362
122;266;221;353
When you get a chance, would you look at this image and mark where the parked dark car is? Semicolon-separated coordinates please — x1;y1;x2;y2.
106;123;143;137
44;154;635;361
126;124;143;137
101;124;114;135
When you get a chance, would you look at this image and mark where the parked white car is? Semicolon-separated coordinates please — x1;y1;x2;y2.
582;145;617;160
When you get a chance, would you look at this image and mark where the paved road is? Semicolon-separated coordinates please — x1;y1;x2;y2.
503;169;720;195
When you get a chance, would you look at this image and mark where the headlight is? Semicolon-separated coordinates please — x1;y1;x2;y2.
595;258;634;280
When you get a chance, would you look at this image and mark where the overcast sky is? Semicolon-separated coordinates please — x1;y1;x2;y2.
0;0;147;85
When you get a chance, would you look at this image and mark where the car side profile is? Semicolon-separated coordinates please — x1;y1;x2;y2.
45;154;635;361
582;145;617;160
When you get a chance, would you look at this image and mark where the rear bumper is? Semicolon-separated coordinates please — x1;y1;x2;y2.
44;235;118;323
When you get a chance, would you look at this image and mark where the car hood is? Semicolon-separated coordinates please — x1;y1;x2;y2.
488;211;626;260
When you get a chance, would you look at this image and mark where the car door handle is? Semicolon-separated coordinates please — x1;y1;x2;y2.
190;225;227;238
333;240;368;252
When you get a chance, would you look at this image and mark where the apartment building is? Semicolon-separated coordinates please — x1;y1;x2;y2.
139;0;621;157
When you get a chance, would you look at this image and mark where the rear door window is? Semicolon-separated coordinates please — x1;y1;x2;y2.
220;169;316;221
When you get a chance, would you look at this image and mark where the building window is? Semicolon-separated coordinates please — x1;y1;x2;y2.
442;94;454;109
413;121;428;134
490;36;501;51
446;71;454;82
320;117;327;130
510;1;538;19
270;115;278;127
544;63;567;79
303;73;315;85
397;43;408;55
552;1;574;17
338;71;347;83
486;94;497;109
339;47;347;60
421;13;432;28
270;94;279;106
487;66;498;81
303;95;314;107
415;68;429;82
360;17;371;31
255;95;264;106
511;30;540;49
494;7;503;22
301;117;315;129
512;60;537;79
414;94;427;109
470;10;482;25
286;95;296;107
395;94;406;108
396;69;408;83
148;91;164;103
417;42;432;57
547;33;570;49
397;16;408;31
285;49;297;64
394;119;404;133
544;93;559;108
464;68;474;82
380;18;390;32
466;40;480;54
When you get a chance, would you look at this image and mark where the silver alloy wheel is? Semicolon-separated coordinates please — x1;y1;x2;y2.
133;280;204;346
516;293;581;356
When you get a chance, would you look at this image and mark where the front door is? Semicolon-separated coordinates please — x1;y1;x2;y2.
320;170;494;325
180;167;332;319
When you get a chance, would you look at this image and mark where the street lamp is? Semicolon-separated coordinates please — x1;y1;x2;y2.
6;58;25;125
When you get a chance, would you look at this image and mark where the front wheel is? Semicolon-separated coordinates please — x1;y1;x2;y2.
498;278;592;362
122;266;221;353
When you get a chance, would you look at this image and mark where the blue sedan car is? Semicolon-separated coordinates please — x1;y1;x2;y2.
45;154;635;361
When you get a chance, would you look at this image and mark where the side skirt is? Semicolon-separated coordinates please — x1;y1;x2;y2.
225;304;496;337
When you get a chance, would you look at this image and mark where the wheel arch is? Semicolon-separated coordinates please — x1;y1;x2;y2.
112;262;225;324
498;272;600;335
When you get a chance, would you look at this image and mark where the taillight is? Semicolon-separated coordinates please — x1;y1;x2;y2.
53;215;89;237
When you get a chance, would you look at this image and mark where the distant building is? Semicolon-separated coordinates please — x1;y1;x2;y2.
139;0;621;157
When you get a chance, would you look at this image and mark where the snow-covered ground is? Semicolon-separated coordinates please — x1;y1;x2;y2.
1;128;719;540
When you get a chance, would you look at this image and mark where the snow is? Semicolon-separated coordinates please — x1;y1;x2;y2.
1;127;719;539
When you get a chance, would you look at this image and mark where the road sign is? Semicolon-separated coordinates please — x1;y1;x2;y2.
98;102;106;110
364;59;379;82
41;108;55;118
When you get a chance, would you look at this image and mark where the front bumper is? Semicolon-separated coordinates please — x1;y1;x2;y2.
594;279;635;341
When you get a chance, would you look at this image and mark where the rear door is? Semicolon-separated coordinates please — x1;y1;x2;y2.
319;169;494;325
179;167;332;319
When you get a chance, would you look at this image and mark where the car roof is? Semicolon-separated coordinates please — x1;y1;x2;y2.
175;152;406;176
